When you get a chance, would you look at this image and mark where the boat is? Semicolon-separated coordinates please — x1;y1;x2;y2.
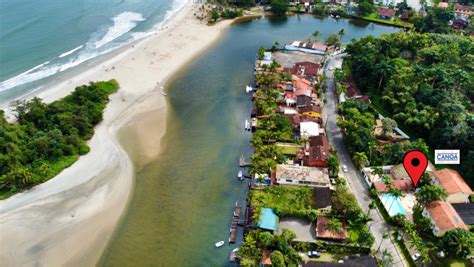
237;171;243;180
245;119;250;130
245;85;253;93
215;241;225;247
229;248;239;262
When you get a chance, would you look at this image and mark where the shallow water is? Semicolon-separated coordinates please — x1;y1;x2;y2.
100;15;399;266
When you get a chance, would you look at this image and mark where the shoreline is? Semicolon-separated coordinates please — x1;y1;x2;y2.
0;1;235;266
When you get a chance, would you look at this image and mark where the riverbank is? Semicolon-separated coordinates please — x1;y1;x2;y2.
0;1;234;266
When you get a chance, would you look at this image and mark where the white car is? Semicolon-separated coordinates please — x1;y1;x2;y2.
412;253;421;261
307;251;321;258
342;165;348;172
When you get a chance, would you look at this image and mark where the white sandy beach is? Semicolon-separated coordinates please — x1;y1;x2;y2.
0;2;235;266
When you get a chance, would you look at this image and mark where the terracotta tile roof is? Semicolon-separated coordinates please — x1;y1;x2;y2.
373;180;413;193
261;250;272;265
378;7;396;18
316;217;347;240
312;43;328;52
432;169;473;195
309;135;329;147
293;62;320;76
438;2;449;8
426;201;468;232
454;3;473;12
308;145;330;162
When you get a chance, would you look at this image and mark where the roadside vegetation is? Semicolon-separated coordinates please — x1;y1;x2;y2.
0;80;119;199
344;32;473;184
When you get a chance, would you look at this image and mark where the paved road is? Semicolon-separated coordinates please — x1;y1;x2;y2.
322;55;408;267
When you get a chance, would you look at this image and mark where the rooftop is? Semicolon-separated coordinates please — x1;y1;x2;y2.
378;7;397;17
312;187;333;209
425;201;467;232
431;169;473;195
452;203;474;225
316;216;347;240
300;121;321;138
275;164;329;184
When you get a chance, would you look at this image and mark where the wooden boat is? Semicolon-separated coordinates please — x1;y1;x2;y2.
237;171;243;180
215;241;225;247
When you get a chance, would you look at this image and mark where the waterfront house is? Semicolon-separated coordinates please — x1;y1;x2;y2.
274;164;330;187
316;217;347;241
378;7;397;20
257;208;279;232
422;201;468;236
430;169;473;204
311;43;328;54
302;256;377;267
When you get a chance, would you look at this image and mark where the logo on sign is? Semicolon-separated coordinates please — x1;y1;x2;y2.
435;150;460;164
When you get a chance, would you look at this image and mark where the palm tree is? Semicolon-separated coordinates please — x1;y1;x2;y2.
338;28;345;41
312;30;320;41
414;184;448;208
327;218;343;234
353;151;368;169
377;231;389;253
375;60;394;90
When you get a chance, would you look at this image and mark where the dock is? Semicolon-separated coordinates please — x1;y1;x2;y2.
239;155;249;167
229;202;241;244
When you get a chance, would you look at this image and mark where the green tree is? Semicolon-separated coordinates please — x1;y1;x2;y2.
312;30;320;40
270;0;289;16
327;154;340;177
414;184;447;208
353;151;368;168
325;34;341;48
381;118;397;138
270;250;285;267
327;218;343;233
414;7;454;33
440;228;474;259
358;2;375;15
210;9;219;22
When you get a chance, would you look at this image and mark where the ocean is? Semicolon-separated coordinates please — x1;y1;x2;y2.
0;0;187;104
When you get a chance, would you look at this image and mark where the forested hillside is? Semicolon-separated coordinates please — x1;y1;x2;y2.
0;80;119;198
345;32;473;183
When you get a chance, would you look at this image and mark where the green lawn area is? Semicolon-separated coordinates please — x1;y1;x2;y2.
249;186;317;219
362;13;413;28
276;142;302;156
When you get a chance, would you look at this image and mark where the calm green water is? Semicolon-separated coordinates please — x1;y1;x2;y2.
99;15;398;266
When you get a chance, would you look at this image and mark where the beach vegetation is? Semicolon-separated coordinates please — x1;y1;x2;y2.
0;80;119;199
270;0;289;16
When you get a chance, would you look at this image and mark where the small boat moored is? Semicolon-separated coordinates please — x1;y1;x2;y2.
245;85;253;93
215;241;225;247
237;171;243;180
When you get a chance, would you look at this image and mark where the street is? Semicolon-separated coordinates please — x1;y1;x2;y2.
322;55;408;267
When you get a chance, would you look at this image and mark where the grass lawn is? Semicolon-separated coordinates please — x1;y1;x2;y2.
249;186;315;218
362;13;413;28
276;142;302;155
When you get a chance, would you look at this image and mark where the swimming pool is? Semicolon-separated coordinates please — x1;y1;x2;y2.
380;193;406;217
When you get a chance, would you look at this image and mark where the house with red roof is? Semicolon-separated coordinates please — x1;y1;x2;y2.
454;4;474;16
301;135;330;168
316;217;347;240
378;7;396;20
422;201;468;236
291;62;320;77
430;169;473;204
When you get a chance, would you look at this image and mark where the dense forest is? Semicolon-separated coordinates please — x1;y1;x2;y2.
0;80;119;198
345;32;473;183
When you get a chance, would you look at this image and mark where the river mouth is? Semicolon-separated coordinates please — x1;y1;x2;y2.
99;15;398;266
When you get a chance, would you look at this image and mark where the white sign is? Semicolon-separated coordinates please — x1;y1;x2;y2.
435;150;460;164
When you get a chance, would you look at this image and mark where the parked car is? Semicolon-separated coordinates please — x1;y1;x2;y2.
307;251;321;258
342;165;348;172
412;253;421;261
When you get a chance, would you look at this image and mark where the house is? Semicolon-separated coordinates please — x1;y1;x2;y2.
312;187;333;210
303;135;330;168
378;7;397;20
300;121;323;138
291;61;320;77
452;203;474;225
257;208;279;232
261;251;272;266
296;95;313;108
344;78;370;104
422;201;468;236
373;179;413;193
311;43;328;54
316;217;347;240
299;105;322;117
454;4;474;16
430;169;473;204
452;14;469;29
274;164;330;187
390;162;436;181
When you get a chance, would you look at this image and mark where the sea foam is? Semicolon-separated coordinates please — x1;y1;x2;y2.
93;12;145;49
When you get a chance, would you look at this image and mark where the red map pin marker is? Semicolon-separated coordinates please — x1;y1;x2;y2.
403;150;428;187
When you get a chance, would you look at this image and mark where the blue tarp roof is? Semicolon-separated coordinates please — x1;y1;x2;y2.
257;208;279;231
